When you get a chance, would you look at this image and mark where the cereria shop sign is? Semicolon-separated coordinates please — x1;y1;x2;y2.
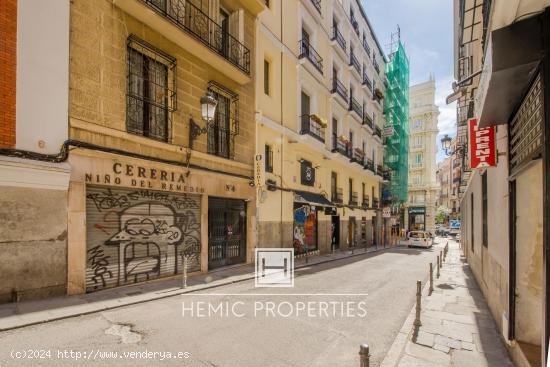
469;118;496;168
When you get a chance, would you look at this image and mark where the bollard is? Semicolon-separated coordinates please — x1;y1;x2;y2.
429;263;434;295
182;255;188;289
359;344;370;367
414;280;422;327
440;250;443;268
436;256;440;278
305;245;309;264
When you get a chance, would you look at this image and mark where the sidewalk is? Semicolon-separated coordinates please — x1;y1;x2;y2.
0;244;392;332
381;240;514;367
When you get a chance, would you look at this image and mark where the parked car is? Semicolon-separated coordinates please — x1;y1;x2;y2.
449;220;461;238
407;231;433;248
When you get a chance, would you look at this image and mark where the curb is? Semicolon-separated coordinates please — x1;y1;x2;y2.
0;245;397;332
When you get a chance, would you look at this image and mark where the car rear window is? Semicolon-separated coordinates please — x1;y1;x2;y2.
409;232;424;238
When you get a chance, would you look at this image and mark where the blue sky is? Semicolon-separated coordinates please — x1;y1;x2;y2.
363;0;456;162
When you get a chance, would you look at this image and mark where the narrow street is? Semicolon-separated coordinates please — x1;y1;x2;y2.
0;241;445;367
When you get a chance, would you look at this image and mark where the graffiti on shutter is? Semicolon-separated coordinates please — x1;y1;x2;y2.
85;186;201;292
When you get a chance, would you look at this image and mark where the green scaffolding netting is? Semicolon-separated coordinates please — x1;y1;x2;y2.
383;41;409;204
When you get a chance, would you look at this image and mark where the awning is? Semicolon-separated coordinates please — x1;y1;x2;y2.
294;190;333;207
475;14;543;128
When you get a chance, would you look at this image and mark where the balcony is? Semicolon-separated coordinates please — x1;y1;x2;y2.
372;197;379;208
310;0;321;14
349;96;362;119
362;73;372;91
300;114;326;143
349;51;361;75
331;78;348;102
350;15;359;36
349;192;359;206
373;58;380;74
350;148;364;164
373;125;382;138
362;40;371;57
376;164;383;177
299;39;323;74
362;113;373;129
122;0;252;84
362;196;370;210
364;158;375;173
332;188;344;204
331;26;346;53
382;169;391;181
331;137;351;158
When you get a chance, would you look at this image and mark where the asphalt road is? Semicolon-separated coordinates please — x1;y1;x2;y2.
0;240;446;367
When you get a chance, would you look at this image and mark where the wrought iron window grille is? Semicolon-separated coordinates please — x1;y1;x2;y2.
126;35;177;143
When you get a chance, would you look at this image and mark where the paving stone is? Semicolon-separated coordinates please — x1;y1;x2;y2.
397;354;443;367
461;341;475;351
433;344;450;353
405;342;451;366
413;330;435;347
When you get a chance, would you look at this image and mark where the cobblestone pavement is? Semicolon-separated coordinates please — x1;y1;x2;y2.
381;240;514;367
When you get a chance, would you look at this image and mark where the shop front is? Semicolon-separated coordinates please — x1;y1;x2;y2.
408;207;426;231
67;150;255;294
293;190;334;255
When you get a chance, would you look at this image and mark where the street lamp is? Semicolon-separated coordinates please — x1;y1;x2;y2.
440;134;452;156
190;91;218;149
200;92;218;122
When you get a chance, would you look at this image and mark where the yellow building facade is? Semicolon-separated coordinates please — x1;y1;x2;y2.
255;0;387;253
67;0;264;294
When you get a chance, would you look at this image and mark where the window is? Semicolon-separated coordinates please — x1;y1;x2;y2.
331;172;337;200
264;59;270;95
126;36;176;142
413;120;423;129
207;82;239;159
414;153;423;165
349;178;353;202
265;144;273;173
482;171;488;247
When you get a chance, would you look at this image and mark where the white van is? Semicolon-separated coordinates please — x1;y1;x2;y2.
407;231;433;248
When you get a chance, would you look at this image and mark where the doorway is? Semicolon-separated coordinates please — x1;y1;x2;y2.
208;197;247;270
331;216;340;250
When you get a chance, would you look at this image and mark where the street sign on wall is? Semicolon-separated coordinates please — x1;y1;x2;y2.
255;154;265;187
469;118;496;168
382;207;391;218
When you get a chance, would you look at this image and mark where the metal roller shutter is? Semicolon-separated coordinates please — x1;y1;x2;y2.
85;185;201;292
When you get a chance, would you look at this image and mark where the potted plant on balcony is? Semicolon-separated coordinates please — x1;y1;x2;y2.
310;114;328;128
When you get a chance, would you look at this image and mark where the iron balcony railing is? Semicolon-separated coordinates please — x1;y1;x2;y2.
364;158;375;172
362;196;370;209
376;164;383;176
349;51;361;75
351;148;364;164
362;113;373;128
383;169;391;181
362;40;370;57
142;0;250;74
372;198;379;208
373;59;380;74
362;73;372;90
373;125;382;138
331;26;346;52
300;114;325;143
349;96;362;118
310;0;321;14
349;192;359;206
332;188;344;204
332;137;351;158
299;39;323;74
350;14;359;35
331;78;348;102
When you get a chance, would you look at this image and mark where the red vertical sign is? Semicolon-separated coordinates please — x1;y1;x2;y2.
469;118;496;168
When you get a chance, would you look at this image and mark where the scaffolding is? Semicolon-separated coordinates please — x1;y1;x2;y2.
383;32;409;206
